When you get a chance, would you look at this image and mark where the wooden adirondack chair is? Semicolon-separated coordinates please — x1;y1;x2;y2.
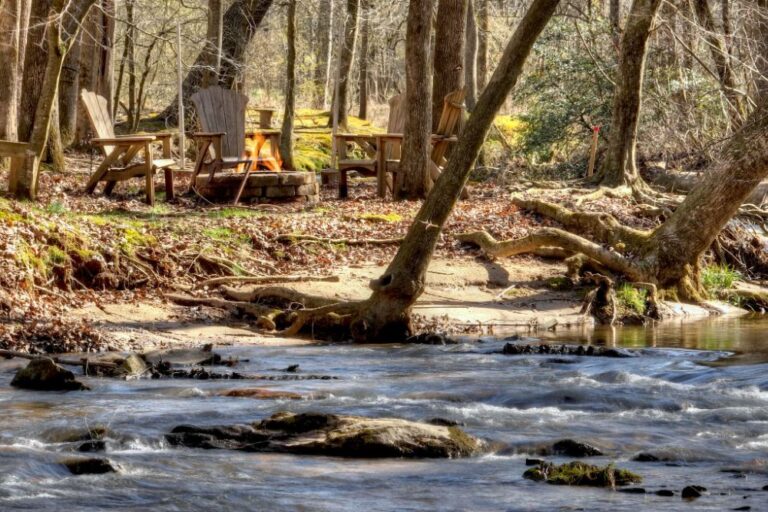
333;94;407;199
80;90;178;205
377;87;467;196
190;86;281;203
332;88;466;199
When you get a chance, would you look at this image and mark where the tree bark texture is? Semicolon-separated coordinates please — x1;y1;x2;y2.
58;33;82;147
597;0;663;187
610;0;622;47
465;0;479;110
353;0;562;340
13;0;97;198
477;0;489;91
752;0;768;100
357;0;371;120
279;0;297;170
396;0;435;201
159;0;274;123
202;0;224;88
76;0;115;143
432;0;468;132
0;0;22;144
333;0;360;129
313;0;334;109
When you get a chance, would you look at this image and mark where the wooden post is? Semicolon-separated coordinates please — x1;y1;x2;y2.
177;23;186;170
587;125;600;177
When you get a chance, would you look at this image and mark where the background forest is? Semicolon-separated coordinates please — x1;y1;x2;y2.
2;0;766;178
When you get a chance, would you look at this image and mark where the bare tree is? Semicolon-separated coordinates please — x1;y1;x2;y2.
313;0;334;109
597;0;663;188
396;0;435;200
280;0;297;170
465;0;479;110
357;0;371;119
432;0;468;131
331;0;360;129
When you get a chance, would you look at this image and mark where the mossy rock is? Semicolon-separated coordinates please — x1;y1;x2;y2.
524;461;641;487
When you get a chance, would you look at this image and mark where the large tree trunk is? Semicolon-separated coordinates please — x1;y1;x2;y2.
432;0;468;132
752;0;768;100
76;0;115;143
12;0;97;199
610;0;622;47
159;0;274;123
465;0;479;110
331;0;360;129
692;0;743;127
597;0;663;188
58;34;82;147
396;0;435;201
202;0;224;88
0;0;22;146
279;0;297;171
357;0;371;120
125;0;137;130
351;0;562;340
313;0;334;109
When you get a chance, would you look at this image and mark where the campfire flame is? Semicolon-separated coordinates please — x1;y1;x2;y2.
243;133;283;172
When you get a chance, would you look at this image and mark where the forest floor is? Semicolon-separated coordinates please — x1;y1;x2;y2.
0;155;750;354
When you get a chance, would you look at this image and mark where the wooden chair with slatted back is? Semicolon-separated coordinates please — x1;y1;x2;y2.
80;89;178;205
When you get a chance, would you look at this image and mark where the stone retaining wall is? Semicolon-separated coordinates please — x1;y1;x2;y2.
195;171;319;203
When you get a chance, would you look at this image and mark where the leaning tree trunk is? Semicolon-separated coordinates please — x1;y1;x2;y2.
331;0;360;129
279;0;297;171
465;0;479;110
638;100;768;296
432;0;468;132
159;0;274;123
597;0;663;188
59;34;82;147
350;0;562;340
396;0;435;201
357;0;371;120
313;0;334;109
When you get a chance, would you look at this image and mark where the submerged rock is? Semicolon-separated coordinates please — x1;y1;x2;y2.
633;452;661;462
523;461;641;487
77;440;106;453
143;346;221;367
61;457;117;475
11;358;89;391
166;412;483;459
426;418;465;427
552;439;603;457
656;489;675;497
407;333;460;345
682;485;707;499
218;388;303;400
502;343;636;358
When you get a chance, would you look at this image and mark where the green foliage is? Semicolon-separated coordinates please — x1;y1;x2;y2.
616;284;648;315
514;17;615;163
46;246;70;266
207;208;263;219
45;201;68;215
702;264;740;297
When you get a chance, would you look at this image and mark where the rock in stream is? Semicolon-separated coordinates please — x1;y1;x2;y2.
166;411;483;458
10;358;89;391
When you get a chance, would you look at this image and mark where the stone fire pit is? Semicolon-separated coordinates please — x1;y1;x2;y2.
195;171;319;203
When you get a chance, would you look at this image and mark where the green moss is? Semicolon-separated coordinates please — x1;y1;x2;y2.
616;284;648;315
45;201;68;215
46;246;70;266
524;461;641;487
702;264;740;298
356;212;403;223
120;228;156;254
447;426;479;455
207;208;263;219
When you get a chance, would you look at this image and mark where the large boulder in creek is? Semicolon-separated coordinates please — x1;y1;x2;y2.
11;358;89;391
166;412;483;458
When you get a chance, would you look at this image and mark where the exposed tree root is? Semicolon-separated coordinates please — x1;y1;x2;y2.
165;293;277;318
193;274;340;290
456;228;644;281
276;234;403;245
221;285;341;309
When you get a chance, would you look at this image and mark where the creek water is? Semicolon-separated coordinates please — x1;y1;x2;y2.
2;316;768;511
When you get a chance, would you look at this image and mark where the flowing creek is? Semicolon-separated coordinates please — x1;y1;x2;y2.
2;315;768;511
